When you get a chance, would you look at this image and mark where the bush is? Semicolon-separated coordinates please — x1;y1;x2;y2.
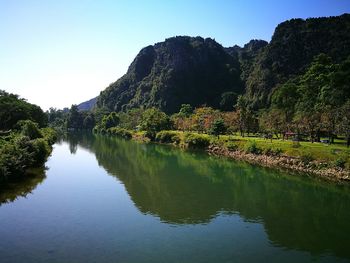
28;138;50;166
155;131;181;144
17;120;42;139
0;136;34;180
184;133;210;149
292;141;301;148
225;141;238;151
263;147;283;156
41;128;57;145
334;158;346;169
107;127;132;139
300;153;314;164
245;141;261;154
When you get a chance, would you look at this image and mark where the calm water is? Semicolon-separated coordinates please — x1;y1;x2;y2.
1;132;350;263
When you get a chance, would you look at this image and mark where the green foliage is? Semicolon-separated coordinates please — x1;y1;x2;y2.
103;112;120;129
106;127;132;139
155;131;181;144
28;138;50;166
40;128;58;145
225;141;238;151
16;120;43;140
140;108;170;138
292;141;301;148
0;90;47;130
66;105;83;129
245;14;350;108
83;114;95;129
334;158;346;169
179;104;193;117
245;141;262;154
0;127;56;182
209;118;227;137
263;147;283;156
184;133;210;149
300;153;315;164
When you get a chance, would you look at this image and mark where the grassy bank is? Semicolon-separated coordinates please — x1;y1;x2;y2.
0;121;57;183
101;128;350;180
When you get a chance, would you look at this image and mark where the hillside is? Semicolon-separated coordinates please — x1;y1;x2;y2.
95;14;350;113
96;36;243;113
77;97;97;111
244;13;350;108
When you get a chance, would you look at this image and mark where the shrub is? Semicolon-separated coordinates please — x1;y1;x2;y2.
107;127;132;139
17;120;42;139
263;147;283;156
209;118;227;137
300;153;314;164
292;141;301;148
41;128;57;145
0;136;34;179
245;141;261;154
155;131;181;144
225;141;238;151
334;158;346;169
28;138;50;166
184;133;210;149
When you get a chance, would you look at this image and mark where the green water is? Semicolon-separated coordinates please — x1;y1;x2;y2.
1;132;350;263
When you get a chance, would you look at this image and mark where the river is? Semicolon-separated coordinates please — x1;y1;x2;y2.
1;132;350;263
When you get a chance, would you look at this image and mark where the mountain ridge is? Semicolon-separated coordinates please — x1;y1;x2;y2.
87;13;350;113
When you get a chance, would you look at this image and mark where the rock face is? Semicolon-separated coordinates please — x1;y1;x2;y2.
96;14;350;113
96;36;243;113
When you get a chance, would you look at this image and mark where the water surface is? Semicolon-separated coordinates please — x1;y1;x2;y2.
1;132;350;262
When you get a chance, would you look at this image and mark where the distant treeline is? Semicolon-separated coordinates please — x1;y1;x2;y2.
48;54;350;147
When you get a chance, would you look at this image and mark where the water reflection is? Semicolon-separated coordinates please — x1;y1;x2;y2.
65;132;350;259
0;168;46;206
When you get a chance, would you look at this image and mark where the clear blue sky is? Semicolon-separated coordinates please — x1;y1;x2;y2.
1;0;349;110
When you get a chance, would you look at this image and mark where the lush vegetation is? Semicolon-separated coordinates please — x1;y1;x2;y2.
91;101;350;171
0;91;57;183
93;14;350;116
45;14;350;175
0;90;47;130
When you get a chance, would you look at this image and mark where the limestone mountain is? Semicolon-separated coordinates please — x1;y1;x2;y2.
96;36;244;113
243;13;350;108
95;14;350;113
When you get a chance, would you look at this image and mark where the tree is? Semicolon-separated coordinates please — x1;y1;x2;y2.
103;112;120;129
337;100;350;147
140;108;170;138
83;113;95;129
271;80;299;122
259;109;287;139
66;105;83;129
235;95;258;136
0;90;47;130
220;92;238;111
16;120;43;140
191;107;219;133
222;111;240;134
209;118;227;137
179;104;193;117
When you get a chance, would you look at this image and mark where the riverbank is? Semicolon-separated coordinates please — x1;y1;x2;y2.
98;128;350;181
0;124;57;183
